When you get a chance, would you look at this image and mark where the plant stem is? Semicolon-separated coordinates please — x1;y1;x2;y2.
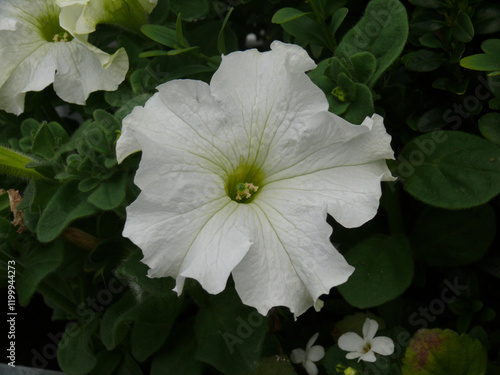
309;0;338;52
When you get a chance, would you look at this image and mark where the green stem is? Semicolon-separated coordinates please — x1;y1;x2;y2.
309;0;337;52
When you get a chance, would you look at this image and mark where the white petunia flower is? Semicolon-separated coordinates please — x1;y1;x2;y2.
116;41;395;316
291;332;325;375
57;0;157;35
0;0;128;115
338;318;394;362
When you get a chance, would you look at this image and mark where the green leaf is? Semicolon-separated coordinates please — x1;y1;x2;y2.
141;25;178;48
127;295;183;362
473;4;500;35
461;39;500;71
167;46;199;56
58;319;99;375
0;145;44;179
88;171;128;210
17;240;64;306
404;49;446;72
479;112;500;145
90;350;122;375
279;13;326;46
335;0;408;87
194;287;269;375
139;50;169;58
248;356;297;375
330;7;348;35
396;131;500;209
408;0;442;8
175;13;186;47
401;329;487;375
100;291;137;350
338;234;413;308
151;322;204;375
412;205;496;267
170;0;210;20
271;8;311;24
217;7;234;55
415;107;449;131
115;93;152;123
343;83;375;124
452;12;474;43
115;250;177;296
36;180;99;242
350;52;377;84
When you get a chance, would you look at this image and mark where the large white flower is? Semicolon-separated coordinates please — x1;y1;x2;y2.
57;0;157;34
338;318;395;362
0;0;128;115
116;41;394;316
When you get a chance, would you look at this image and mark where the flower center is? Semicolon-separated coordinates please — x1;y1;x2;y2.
53;32;70;42
362;342;372;353
235;182;259;201
225;163;264;203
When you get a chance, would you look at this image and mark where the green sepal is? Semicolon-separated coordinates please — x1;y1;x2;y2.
0;145;44;180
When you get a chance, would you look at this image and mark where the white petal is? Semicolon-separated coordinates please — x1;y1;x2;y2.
306;332;319;351
371;336;395;356
232;195;354;316
338;332;365;352
117;79;235;174
345;352;362;360
363;318;379;341
262;113;394;228
122;136;252;294
307;345;325;362
359;351;377;362
270;40;317;72
57;0;157;34
52;39;128;105
209;42;328;173
290;348;306;364
303;360;319;375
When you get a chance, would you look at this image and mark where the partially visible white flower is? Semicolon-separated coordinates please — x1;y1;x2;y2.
291;332;325;375
0;0;128;115
116;41;394;316
57;0;157;34
338;318;394;362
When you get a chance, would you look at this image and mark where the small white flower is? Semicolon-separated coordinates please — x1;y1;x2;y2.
57;0;157;35
291;332;325;375
338;318;394;362
0;0;128;115
116;41;394;316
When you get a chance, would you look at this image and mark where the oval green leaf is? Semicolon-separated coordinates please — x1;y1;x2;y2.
479;112;500;145
338;234;414;309
396;131;500;209
412;205;496;267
